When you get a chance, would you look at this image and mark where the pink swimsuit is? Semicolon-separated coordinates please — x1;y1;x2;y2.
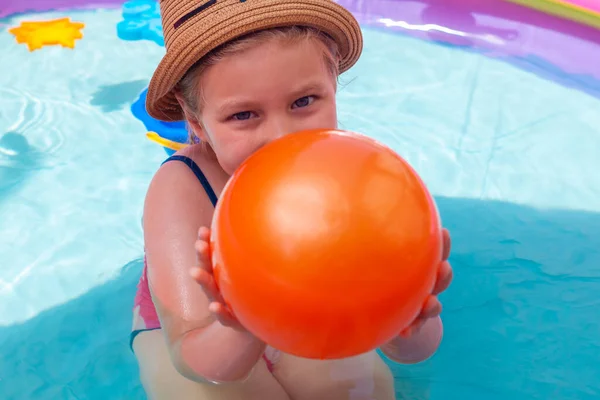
131;155;277;372
131;257;161;339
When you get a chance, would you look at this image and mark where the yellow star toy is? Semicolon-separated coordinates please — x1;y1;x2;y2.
9;17;85;51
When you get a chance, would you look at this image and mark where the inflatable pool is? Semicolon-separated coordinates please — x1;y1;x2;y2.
0;0;125;18
1;0;599;399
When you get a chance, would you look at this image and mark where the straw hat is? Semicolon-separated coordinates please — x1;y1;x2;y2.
146;0;363;121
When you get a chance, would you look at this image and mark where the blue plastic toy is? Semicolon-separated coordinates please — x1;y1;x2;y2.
119;1;189;155
116;0;164;46
131;88;189;156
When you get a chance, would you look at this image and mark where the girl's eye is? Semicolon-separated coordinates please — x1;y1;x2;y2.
292;96;315;109
231;111;254;121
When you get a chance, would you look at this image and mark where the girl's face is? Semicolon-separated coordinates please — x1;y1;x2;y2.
189;37;338;175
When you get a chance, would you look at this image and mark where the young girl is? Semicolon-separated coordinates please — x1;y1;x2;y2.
132;0;453;399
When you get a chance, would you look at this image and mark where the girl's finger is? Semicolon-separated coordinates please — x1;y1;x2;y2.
195;239;213;273
399;318;425;338
433;261;453;295
208;301;221;315
190;267;221;302
399;327;411;338
442;228;451;261
210;302;244;330
412;318;428;334
420;295;442;319
198;226;211;242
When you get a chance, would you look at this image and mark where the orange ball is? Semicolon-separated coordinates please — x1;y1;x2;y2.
210;129;443;359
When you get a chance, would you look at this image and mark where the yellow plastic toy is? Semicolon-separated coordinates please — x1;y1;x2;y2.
9;17;85;51
146;131;189;151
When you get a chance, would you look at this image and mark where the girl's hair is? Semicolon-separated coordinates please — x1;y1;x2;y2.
175;26;341;144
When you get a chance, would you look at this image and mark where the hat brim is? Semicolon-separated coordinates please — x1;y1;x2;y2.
146;0;363;121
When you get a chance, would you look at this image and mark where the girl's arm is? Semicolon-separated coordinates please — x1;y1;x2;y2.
380;316;443;364
143;153;264;383
382;235;452;364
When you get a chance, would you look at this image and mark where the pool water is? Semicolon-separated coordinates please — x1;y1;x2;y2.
1;7;599;400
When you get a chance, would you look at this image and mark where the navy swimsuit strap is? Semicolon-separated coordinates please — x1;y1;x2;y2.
162;155;218;207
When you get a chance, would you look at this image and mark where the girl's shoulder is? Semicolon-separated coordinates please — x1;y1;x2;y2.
144;144;222;231
146;143;228;209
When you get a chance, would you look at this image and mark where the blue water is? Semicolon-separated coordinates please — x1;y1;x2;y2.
1;6;599;400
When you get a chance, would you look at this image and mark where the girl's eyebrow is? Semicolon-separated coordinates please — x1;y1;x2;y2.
216;81;326;115
289;81;326;99
216;99;258;115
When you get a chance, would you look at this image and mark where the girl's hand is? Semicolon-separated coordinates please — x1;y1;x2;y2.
190;226;247;332
399;228;454;338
